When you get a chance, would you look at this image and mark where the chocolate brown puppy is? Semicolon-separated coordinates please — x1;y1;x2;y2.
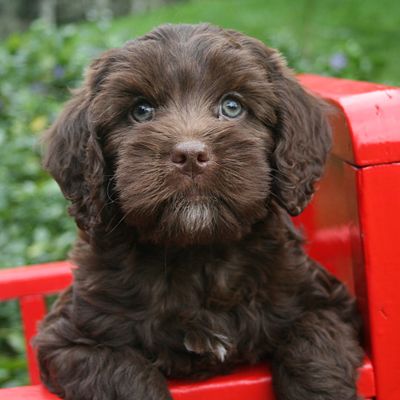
35;24;364;400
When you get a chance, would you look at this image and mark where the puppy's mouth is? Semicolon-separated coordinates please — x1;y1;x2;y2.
132;189;254;246
183;192;210;202
118;168;269;246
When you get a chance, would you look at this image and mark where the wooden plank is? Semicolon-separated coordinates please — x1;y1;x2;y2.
0;262;73;300
0;359;375;400
20;295;47;384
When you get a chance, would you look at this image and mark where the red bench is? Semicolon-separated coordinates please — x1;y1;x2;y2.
1;74;399;399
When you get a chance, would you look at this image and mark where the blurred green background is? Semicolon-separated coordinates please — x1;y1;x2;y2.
0;0;399;388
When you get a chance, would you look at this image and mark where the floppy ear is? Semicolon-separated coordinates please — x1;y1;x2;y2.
266;51;332;216
42;51;118;233
231;31;331;215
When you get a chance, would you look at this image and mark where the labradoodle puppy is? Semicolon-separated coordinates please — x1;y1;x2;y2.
35;23;364;400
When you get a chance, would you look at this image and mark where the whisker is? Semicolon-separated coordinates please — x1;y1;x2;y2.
105;177;117;204
106;212;129;235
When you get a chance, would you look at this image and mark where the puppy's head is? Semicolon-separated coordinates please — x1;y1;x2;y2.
43;24;331;246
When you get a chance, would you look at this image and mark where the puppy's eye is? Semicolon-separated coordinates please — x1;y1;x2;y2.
131;100;155;122
219;96;243;119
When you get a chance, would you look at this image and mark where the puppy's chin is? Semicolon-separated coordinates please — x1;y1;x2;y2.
159;199;216;245
126;195;268;247
168;200;214;236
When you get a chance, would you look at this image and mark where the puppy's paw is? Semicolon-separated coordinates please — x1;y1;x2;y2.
183;331;232;362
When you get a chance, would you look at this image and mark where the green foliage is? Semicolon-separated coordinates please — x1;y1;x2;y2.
0;302;27;387
1;0;399;388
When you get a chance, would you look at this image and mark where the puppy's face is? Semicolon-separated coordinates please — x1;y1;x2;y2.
99;27;278;244
44;24;331;246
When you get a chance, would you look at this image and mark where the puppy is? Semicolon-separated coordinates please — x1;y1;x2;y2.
35;24;364;400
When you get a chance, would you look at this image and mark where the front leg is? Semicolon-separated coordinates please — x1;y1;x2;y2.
37;342;172;400
271;310;363;400
35;290;172;400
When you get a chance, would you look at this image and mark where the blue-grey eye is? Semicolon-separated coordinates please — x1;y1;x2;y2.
132;100;155;122
219;96;243;119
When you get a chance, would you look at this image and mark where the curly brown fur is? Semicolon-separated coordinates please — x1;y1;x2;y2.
35;24;364;400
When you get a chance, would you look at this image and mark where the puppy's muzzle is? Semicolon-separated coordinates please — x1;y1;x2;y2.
171;140;211;178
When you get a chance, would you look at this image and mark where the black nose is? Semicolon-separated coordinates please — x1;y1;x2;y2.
171;140;210;177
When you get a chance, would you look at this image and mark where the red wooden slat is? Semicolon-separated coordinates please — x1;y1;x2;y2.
0;358;375;400
0;385;58;400
357;163;400;400
169;363;275;400
0;262;73;301
20;295;47;385
299;74;400;167
357;358;376;398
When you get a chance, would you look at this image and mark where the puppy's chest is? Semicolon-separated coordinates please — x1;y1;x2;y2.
138;275;266;368
143;303;250;373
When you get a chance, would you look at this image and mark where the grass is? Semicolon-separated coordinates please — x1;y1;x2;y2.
67;0;400;85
